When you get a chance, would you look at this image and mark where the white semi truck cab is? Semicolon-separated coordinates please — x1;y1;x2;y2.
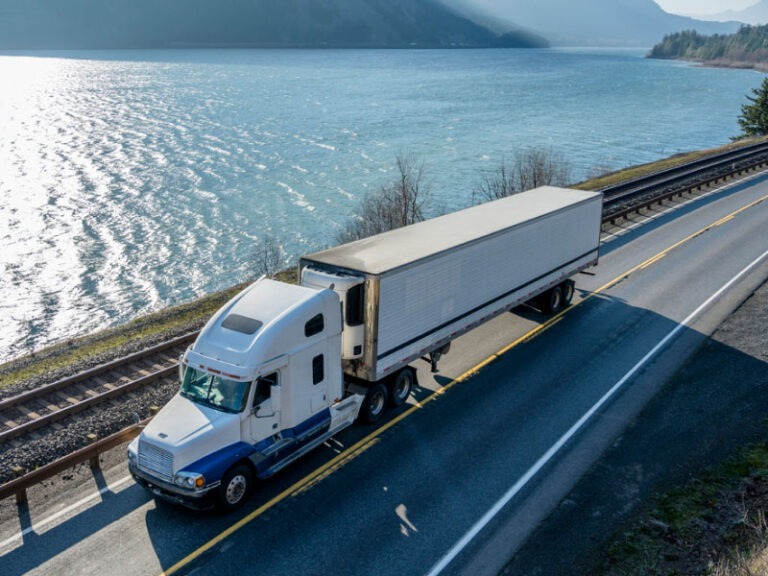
128;186;603;510
128;279;369;510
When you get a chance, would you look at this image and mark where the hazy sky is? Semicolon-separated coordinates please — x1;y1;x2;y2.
655;0;758;15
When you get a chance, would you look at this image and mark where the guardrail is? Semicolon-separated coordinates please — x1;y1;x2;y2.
0;419;148;505
2;141;767;506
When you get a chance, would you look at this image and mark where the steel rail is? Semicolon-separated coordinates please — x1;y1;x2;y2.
0;365;176;444
600;139;768;203
0;331;197;411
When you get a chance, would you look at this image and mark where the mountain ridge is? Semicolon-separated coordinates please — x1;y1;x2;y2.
707;1;768;25
0;0;548;50
440;0;741;46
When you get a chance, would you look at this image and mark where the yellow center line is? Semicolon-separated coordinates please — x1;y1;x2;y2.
160;190;768;576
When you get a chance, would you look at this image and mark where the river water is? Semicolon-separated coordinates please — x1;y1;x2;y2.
0;47;761;360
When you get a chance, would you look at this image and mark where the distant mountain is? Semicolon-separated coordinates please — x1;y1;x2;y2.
440;0;741;46
0;0;548;50
706;1;768;25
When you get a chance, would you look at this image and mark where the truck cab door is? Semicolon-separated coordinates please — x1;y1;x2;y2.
247;372;281;444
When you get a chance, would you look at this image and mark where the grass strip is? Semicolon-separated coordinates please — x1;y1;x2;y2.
599;443;768;576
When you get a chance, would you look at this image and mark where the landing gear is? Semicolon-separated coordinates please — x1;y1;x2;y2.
429;342;451;373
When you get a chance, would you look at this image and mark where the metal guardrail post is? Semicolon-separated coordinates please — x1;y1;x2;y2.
0;420;149;504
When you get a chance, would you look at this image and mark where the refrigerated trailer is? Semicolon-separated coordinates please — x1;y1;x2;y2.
128;186;603;510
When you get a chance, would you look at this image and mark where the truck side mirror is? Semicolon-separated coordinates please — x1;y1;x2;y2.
271;383;282;411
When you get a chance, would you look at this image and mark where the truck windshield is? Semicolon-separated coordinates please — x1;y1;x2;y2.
180;367;250;414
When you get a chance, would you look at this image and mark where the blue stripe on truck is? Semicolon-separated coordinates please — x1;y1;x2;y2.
186;409;334;481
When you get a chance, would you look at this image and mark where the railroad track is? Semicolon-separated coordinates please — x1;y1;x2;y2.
1;140;768;501
0;332;197;449
601;139;768;218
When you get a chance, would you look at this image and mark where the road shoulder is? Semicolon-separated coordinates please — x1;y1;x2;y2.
500;278;768;576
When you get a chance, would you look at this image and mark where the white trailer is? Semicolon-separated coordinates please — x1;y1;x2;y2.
128;186;602;511
300;185;603;382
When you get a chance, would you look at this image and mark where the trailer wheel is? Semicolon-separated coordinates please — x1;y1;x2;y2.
561;280;575;307
217;464;252;512
389;368;414;407
360;383;388;423
544;284;564;314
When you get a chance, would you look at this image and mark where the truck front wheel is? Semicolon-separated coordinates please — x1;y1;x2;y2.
217;464;253;511
360;383;388;423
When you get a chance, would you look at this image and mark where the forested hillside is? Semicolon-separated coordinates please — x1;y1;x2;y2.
0;0;547;49
648;25;768;71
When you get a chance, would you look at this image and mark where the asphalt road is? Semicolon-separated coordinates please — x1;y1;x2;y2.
1;172;767;576
501;262;768;576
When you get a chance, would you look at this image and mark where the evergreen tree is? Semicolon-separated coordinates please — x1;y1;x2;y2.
737;77;768;138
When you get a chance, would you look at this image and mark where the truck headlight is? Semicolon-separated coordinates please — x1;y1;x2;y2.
174;471;206;490
127;441;138;465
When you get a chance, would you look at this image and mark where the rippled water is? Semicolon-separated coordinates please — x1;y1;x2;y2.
0;48;761;360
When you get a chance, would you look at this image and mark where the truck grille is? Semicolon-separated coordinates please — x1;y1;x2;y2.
138;439;174;482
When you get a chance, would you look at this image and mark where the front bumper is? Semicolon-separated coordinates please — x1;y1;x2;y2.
129;462;219;510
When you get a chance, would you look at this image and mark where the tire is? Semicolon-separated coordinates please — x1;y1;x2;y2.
544;284;564;314
561;280;575;307
360;382;388;423
217;464;253;512
389;368;414;407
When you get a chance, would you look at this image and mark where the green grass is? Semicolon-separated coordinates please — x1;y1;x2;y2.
574;137;767;191
600;444;768;576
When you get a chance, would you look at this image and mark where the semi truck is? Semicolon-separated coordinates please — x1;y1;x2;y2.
128;186;603;510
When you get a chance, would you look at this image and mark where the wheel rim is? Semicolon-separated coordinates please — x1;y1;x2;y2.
370;390;385;416
394;373;411;402
226;473;247;505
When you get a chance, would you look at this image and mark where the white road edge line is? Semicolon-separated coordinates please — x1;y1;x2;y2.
425;246;768;576
0;475;134;552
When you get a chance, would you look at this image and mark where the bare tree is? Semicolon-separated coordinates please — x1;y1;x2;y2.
252;234;284;278
472;158;517;203
337;154;429;243
473;147;572;204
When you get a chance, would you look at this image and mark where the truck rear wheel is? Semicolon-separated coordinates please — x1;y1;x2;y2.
217;464;253;512
360;383;388;423
389;368;414;407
